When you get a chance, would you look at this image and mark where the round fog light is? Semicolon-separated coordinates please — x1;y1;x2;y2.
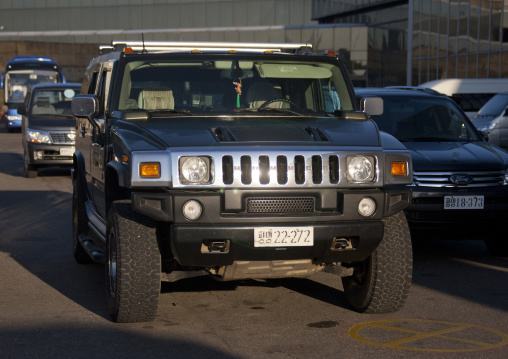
358;197;376;217
182;200;203;220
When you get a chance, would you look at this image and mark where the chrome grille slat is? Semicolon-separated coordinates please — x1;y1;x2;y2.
49;131;75;145
222;154;341;187
413;171;505;187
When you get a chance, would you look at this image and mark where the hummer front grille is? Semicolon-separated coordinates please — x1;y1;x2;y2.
221;154;340;186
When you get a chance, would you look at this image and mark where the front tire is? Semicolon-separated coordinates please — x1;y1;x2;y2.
342;211;413;313
106;201;161;323
23;151;37;178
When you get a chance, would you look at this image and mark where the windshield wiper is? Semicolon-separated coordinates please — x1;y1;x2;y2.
234;108;304;116
150;109;194;115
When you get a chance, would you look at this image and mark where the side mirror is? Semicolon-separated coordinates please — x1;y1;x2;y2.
72;94;101;118
360;97;383;117
17;105;27;115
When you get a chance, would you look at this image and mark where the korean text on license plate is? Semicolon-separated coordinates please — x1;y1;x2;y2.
60;147;75;156
254;227;314;247
444;195;484;209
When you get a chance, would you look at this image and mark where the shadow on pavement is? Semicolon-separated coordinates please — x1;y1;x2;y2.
0;324;238;358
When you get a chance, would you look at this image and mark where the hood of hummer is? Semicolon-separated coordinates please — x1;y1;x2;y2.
119;116;382;148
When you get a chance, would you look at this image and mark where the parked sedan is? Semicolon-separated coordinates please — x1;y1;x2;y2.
356;87;508;256
18;83;81;178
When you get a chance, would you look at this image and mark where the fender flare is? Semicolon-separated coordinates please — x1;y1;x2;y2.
106;160;128;188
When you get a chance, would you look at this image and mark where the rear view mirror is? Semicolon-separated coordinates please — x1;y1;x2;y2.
17;104;27;115
360;97;383;117
72;94;101;118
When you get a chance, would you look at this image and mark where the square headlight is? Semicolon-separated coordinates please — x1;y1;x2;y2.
179;156;213;184
346;155;376;183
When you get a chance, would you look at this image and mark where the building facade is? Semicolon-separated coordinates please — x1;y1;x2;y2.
312;0;508;86
0;0;505;86
0;1;368;83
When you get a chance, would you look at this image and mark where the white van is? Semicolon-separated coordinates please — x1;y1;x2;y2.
419;78;508;119
472;92;508;149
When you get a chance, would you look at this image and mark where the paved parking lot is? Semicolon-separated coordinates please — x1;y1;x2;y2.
0;130;507;358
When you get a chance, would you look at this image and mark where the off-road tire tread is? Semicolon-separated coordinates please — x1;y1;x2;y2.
107;201;161;323
343;211;412;313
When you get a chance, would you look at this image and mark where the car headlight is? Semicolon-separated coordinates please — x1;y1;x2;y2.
347;155;375;183
179;156;212;184
7;115;21;122
27;129;52;144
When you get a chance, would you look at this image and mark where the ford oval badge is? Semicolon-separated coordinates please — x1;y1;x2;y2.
450;174;474;185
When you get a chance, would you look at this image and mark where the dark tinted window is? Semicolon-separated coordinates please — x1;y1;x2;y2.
373;95;481;142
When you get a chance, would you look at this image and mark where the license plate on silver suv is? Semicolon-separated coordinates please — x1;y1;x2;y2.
444;195;484;209
60;147;75;156
254;227;314;247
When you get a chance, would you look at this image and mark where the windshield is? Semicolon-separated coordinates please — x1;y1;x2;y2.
372;96;481;142
116;57;353;115
476;93;508;117
5;70;60;104
29;87;79;117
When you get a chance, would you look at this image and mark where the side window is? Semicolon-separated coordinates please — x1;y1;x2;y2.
322;79;341;112
97;69;112;114
88;70;99;95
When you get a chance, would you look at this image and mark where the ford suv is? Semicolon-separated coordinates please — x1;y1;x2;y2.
357;87;508;257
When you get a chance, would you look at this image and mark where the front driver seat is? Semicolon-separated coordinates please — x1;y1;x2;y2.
138;87;175;110
246;82;289;108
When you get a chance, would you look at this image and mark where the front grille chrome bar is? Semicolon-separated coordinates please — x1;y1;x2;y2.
413;171;505;187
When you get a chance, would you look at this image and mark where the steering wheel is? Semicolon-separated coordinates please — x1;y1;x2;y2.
259;98;297;109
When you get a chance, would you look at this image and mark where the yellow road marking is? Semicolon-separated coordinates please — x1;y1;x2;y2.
349;319;508;352
452;258;508;273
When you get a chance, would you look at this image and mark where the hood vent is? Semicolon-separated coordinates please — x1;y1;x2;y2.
212;126;328;142
304;126;329;141
213;126;237;142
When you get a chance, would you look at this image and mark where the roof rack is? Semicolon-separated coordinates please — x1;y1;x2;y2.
99;41;312;55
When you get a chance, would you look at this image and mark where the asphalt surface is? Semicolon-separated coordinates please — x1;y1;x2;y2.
0;128;507;358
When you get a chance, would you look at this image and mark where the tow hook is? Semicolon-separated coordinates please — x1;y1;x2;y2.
208;241;228;252
332;237;352;250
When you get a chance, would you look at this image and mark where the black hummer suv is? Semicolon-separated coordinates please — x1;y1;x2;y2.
71;41;413;323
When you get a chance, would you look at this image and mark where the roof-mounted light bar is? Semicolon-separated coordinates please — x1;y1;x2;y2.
104;41;312;54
